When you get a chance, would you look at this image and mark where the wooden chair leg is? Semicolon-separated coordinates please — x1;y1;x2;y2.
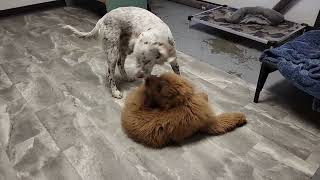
254;62;272;103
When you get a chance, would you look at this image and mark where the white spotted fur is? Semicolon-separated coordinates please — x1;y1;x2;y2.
64;7;180;98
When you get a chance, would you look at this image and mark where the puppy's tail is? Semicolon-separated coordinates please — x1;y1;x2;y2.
63;23;100;39
203;112;246;135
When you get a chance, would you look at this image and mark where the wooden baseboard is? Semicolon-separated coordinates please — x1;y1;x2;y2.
0;0;65;17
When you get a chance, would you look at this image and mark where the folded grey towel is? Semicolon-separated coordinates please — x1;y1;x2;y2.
225;6;285;26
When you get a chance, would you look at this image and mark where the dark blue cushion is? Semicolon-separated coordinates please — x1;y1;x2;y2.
260;30;320;99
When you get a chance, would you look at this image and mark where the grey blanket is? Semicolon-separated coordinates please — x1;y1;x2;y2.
225;6;284;26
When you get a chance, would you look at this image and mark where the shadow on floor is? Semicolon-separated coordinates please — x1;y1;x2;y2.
265;79;320;121
190;23;269;52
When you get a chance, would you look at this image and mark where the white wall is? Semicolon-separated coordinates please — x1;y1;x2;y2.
284;0;319;26
204;0;319;26
0;0;56;11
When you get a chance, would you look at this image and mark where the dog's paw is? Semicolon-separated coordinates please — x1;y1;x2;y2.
112;90;123;99
234;113;247;125
171;66;180;75
174;69;181;75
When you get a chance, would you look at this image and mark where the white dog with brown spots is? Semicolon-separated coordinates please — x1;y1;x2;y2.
64;7;180;98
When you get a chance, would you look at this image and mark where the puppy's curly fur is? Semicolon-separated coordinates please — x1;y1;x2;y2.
121;73;246;148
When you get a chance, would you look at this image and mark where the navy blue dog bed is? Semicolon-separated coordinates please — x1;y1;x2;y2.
258;30;320;111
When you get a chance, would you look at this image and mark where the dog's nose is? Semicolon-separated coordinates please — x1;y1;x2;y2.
136;71;145;78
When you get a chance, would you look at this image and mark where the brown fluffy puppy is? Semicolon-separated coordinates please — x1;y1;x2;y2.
121;73;246;148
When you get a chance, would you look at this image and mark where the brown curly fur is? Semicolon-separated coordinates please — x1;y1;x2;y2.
121;73;246;148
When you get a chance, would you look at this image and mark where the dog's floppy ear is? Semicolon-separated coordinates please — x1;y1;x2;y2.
145;75;157;87
158;46;169;59
145;76;151;87
150;43;168;59
144;75;159;108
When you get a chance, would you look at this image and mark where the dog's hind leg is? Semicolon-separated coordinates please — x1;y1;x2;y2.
117;35;136;82
102;26;123;98
207;113;247;135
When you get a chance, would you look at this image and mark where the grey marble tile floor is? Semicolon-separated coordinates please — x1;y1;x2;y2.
0;3;319;180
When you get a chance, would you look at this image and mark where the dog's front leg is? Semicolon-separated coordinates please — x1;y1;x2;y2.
169;57;180;75
118;55;136;82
